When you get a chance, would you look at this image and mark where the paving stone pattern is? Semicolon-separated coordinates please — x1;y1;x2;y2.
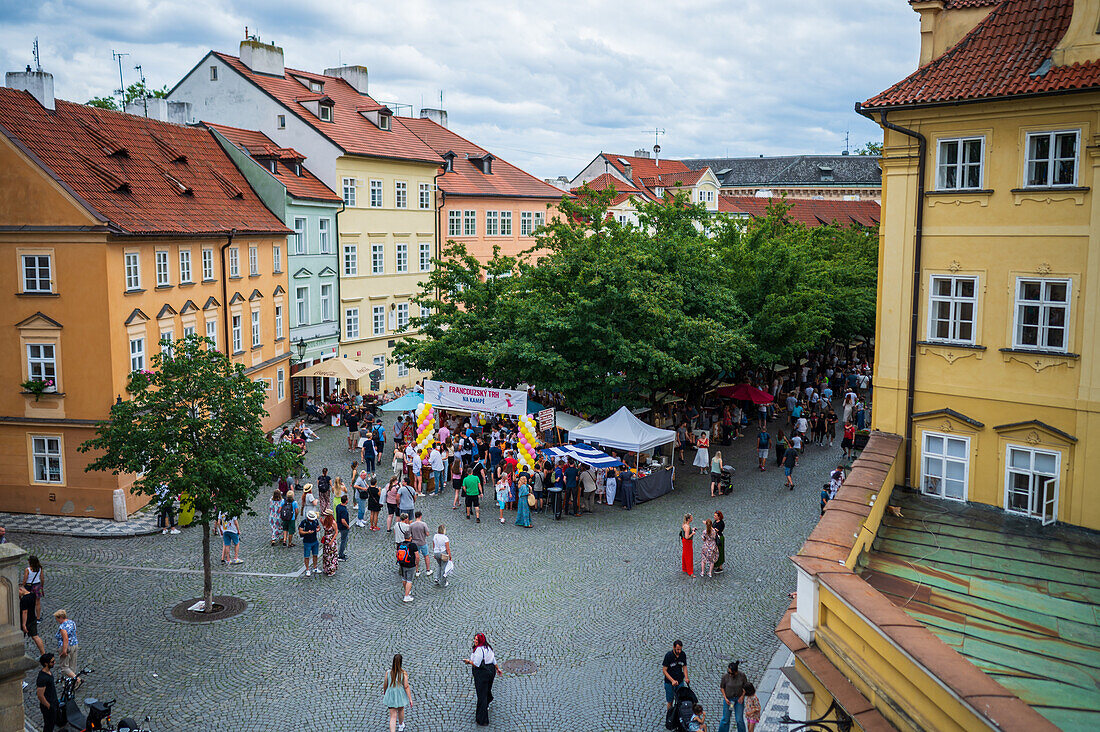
15;416;843;731
0;509;159;538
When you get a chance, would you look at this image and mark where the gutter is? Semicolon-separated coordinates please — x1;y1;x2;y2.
855;103;925;488
220;229;236;356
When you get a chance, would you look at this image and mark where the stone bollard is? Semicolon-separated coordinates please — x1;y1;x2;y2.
112;488;127;523
0;544;37;732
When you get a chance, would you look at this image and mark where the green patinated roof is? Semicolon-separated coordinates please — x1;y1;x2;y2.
860;492;1100;731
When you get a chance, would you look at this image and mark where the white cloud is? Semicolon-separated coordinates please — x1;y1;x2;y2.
0;0;919;178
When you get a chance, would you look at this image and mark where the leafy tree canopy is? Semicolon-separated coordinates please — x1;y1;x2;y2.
855;140;882;156
85;81;169;111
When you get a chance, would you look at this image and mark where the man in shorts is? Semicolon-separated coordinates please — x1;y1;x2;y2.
783;446;799;490
408;510;432;578
756;429;771;472
299;510;321;576
463;469;482;523
396;536;419;603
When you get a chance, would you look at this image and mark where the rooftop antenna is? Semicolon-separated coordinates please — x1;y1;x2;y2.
651;127;665;166
32;37;41;72
844;129;850;155
112;50;129;102
134;63;148;117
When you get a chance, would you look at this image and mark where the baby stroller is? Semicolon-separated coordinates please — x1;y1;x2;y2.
716;465;736;495
665;683;698;731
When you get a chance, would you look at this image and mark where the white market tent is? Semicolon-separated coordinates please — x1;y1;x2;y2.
568;406;675;453
554;411;594;438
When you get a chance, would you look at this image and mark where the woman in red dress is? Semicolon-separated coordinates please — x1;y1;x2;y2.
680;514;695;576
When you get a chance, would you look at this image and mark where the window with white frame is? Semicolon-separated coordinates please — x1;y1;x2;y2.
921;432;969;501
342;178;356;207
205;318;217;349
228;248;240;277
231;315;242;353
319;104;332;122
534;211;544;229
183;324;196;338
396;243;408;273
928;275;977;344
464;210;476;236
294;218;307;255
500;211;512;236
420;305;431;320
295;286;309;326
202;248;215;281
371;243;384;274
395;181;407;209
277;368;285;400
449;210;462;237
396;303;409;331
936;137;984;190
209;66;218;81
26;344;56;386
1014;278;1069;351
155;251;170;287
125;253;141;290
1006;445;1059;524
372;354;385;379
1026;131;1078;188
370;179;383;208
251;310;261;347
419;182;430;209
521;212;534;236
249;245;259;276
22;254;52;293
275;305;284;339
160;329;174;356
179;250;192;283
486;211;499;236
318;219;331;253
419;242;431;272
320;283;334;321
372;305;385;335
129;337;145;372
273;245;282;273
277;114;286;129
397;360;409;377
31;436;62;484
343;244;358;276
345;307;360;339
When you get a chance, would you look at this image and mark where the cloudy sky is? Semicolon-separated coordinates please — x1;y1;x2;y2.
1;0;919;179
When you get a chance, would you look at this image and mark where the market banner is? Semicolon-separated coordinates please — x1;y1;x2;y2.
537;407;556;432
424;379;528;416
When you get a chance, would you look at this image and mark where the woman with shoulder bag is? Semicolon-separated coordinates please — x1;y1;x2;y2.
432;524;453;587
516;472;532;528
463;632;502;727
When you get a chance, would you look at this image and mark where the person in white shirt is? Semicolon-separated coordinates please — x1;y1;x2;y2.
463;633;500;726
218;513;242;565
431;525;452;587
429;445;446;496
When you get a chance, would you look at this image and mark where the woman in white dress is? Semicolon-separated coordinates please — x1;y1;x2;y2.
693;432;710;474
605;468;618;506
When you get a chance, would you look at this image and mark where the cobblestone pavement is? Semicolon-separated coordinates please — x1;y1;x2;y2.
0;508;159;538
14;416;843;731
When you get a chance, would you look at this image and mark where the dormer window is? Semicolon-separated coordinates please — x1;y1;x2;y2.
469;153;494;175
319;104;333;122
817;165;834;181
442;152;455;173
293;162;302;176
379;113;391;131
309;80;323;93
268;160;278;174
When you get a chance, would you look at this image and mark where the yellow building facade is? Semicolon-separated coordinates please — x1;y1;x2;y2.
862;0;1100;531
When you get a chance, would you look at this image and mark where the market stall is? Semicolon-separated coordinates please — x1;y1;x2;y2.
568;406;677;502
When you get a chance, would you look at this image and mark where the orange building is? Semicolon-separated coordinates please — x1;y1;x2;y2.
401;113;565;263
0;75;291;518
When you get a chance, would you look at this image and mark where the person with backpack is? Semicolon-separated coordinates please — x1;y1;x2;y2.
298;509;321;576
279;491;298;547
396;533;419;602
361;431;376;474
756;429;771;472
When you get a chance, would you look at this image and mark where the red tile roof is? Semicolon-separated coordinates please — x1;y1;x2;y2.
864;0;1100;109
639;168;707;188
0;88;289;236
940;0;1000;8
204;122;341;204
572;172;654;206
212;52;441;165
604;153;690;181
719;195;880;227
398;117;564;199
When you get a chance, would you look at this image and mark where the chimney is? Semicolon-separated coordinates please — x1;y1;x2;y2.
633;149;650;159
239;39;284;76
124;97;168;120
324;65;369;95
167;100;193;125
621;160;632;180
6;67;54;110
419;108;448;127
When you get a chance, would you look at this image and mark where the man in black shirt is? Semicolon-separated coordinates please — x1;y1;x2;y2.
37;653;58;732
563;459;580;516
346;407;360;451
662;640;688;713
335;496;351;561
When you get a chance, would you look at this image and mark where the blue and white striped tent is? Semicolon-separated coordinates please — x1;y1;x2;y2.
540;443;623;468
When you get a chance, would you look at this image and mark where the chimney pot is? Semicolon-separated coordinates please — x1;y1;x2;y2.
6;69;54;110
419;107;448;127
633;149;650;158
124;96;169;121
324;65;369;95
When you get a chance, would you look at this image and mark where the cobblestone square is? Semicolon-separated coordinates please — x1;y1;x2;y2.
14;420;838;731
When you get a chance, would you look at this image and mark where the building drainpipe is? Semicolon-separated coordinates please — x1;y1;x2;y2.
220;229;236;359
856;103;925;488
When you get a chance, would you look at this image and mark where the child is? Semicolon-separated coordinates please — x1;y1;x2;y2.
496;473;510;524
743;683;761;732
688;703;707;732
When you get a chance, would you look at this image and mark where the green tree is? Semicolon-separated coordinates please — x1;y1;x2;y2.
85;81;168;112
79;336;299;611
855;141;882;156
85;96;120;110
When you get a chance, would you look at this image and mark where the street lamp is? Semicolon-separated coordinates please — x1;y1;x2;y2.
292;337;308;364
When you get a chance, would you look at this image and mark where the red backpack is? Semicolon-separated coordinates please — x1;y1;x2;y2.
396;541;416;567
